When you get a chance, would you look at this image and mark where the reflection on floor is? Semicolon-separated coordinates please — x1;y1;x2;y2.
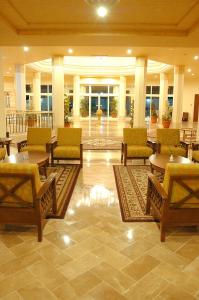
1;119;199;299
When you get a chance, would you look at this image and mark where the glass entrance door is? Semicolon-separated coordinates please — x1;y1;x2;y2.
100;96;108;116
91;97;98;117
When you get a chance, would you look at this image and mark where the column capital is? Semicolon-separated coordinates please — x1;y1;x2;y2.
52;56;64;66
136;57;147;68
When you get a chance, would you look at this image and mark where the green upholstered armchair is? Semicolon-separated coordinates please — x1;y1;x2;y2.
156;128;188;157
17;128;52;153
0;163;57;241
0;146;6;161
51;128;83;167
146;163;199;241
192;143;199;163
121;128;153;166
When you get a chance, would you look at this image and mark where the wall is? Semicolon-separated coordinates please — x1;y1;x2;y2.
182;78;199;122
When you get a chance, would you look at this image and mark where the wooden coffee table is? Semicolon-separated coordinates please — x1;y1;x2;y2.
3;151;50;176
149;154;192;174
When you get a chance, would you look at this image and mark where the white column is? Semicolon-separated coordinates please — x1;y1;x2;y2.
134;57;147;127
52;56;64;128
159;72;168;120
119;76;126;117
33;71;41;111
172;65;184;126
73;75;80;117
0;56;6;136
15;64;26;111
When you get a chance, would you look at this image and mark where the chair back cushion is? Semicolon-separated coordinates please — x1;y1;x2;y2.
157;129;180;146
57;128;82;146
123;128;147;146
0;163;41;207
27;128;51;145
163;163;199;208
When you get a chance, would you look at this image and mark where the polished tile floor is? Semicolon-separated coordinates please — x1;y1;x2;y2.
1;119;199;299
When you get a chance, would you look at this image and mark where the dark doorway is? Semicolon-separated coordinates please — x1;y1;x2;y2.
193;94;199;122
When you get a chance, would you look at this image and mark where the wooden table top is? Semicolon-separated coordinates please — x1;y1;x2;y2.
3;151;49;166
149;154;192;173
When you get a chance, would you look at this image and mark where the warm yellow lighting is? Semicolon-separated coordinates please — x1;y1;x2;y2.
9;155;17;163
127;49;132;55
187;68;192;73
62;235;71;245
194;55;199;60
68;48;73;54
23;46;29;52
67;208;75;215
97;6;108;17
192;73;195;76
126;229;134;241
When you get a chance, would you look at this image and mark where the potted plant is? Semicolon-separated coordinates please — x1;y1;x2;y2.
110;97;118;118
26;113;37;127
150;103;158;123
129;99;134;128
162;104;172;128
80;98;89;117
64;94;72;127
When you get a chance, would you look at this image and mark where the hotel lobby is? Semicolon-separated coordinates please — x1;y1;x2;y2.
1;0;199;299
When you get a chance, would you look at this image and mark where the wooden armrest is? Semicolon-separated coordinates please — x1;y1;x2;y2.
180;141;189;147
46;136;57;152
148;173;168;200
17;140;27;152
147;140;157;153
37;173;56;199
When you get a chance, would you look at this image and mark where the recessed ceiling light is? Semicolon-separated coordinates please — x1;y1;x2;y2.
97;6;108;17
192;73;195;76
68;48;73;54
194;55;199;60
127;49;132;55
187;68;191;73
23;46;29;52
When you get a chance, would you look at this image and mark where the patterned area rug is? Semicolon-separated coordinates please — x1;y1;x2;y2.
113;165;154;222
46;165;80;218
83;136;122;150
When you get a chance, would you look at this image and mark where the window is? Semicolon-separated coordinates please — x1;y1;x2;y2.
26;85;32;93
109;86;114;93
152;86;160;94
146;86;151;94
168;86;174;94
168;97;173;106
91;86;108;94
41;85;48;93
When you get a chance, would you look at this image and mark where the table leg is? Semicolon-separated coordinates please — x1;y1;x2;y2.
6;143;10;156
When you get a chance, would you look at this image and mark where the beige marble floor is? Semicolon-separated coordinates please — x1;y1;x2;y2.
1;119;199;299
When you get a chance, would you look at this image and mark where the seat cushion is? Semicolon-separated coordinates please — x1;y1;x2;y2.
160;145;186;156
192;151;199;162
53;146;80;159
123;128;147;146
0;163;41;207
127;145;153;158
163;163;199;208
20;145;46;153
0;148;6;160
27;128;51;145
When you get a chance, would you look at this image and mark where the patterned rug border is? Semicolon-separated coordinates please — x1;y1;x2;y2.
47;164;80;219
113;165;154;222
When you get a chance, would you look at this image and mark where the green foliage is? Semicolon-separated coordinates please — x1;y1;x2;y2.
162;101;172;120
129;99;134;128
80;98;89;117
110;98;118;115
151;103;158;117
64;94;72;123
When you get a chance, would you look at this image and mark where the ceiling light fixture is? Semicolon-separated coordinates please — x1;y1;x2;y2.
192;73;195;76
68;48;73;54
187;68;191;73
194;55;199;60
127;49;132;55
97;6;108;17
23;46;29;52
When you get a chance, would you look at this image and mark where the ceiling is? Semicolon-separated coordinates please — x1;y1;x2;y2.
0;0;199;77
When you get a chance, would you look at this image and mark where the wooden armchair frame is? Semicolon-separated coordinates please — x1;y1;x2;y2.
17;139;53;153
51;139;83;168
156;141;189;158
146;173;199;242
121;141;154;166
192;143;199;162
0;172;57;241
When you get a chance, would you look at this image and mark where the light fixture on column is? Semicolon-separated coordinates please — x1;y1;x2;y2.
23;46;29;52
187;68;191;73
127;49;132;55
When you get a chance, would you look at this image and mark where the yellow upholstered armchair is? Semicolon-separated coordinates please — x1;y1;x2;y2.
192;143;199;163
17;128;52;153
121;128;153;166
0;163;57;241
51;128;83;167
156;128;188;157
146;163;199;242
0;145;6;161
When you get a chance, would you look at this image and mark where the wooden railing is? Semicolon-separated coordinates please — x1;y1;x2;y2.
6;111;54;134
